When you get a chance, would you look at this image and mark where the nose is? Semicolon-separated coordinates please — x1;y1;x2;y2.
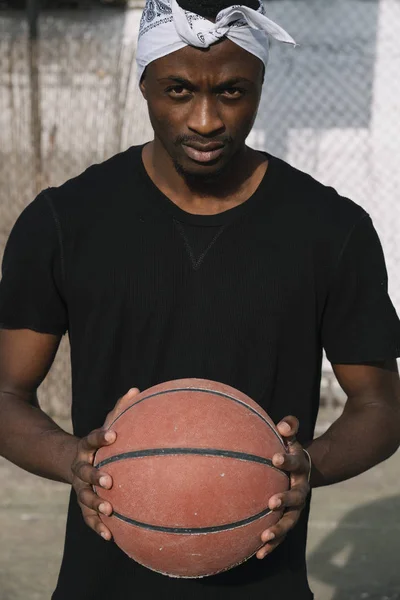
186;94;225;137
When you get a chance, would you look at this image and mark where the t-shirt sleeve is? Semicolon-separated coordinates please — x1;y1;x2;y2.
0;191;68;336
322;213;400;363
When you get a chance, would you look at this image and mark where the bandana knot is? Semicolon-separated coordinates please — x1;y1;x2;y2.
137;0;296;81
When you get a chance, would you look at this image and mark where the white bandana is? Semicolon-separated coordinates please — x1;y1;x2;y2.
136;0;296;81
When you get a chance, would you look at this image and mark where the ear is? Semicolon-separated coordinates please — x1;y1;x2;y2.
261;64;266;86
140;73;147;100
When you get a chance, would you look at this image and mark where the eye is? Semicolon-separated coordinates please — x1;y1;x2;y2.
222;87;245;99
166;85;191;99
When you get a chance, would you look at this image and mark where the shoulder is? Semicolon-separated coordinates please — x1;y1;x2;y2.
270;154;367;233
265;154;373;271
6;191;55;240
44;145;144;216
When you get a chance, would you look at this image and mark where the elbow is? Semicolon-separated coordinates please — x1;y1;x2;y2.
383;408;400;459
383;438;400;461
389;424;400;457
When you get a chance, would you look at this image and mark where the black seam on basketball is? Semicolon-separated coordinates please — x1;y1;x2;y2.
109;386;285;447
111;505;273;534
95;448;288;479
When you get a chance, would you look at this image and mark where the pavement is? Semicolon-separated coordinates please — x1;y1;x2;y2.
1;411;399;600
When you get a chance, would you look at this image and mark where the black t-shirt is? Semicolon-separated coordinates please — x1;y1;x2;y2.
1;145;400;599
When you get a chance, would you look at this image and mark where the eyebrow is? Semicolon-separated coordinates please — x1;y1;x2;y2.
157;76;254;89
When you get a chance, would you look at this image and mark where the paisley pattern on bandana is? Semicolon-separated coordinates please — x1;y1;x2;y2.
139;0;264;38
140;0;173;37
186;12;207;30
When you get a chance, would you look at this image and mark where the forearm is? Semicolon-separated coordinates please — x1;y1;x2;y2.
0;391;79;484
306;398;400;488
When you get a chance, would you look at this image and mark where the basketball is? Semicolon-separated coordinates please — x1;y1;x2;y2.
94;378;289;578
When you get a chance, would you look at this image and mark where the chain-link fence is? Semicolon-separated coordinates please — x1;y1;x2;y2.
1;0;399;419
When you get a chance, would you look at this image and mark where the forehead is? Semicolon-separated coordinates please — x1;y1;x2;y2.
148;39;263;83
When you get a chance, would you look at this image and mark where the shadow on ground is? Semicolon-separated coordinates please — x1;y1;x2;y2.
308;495;400;600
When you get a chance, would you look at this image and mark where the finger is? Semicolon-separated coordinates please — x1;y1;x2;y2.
83;508;113;541
104;387;141;428
81;428;117;453
272;452;303;473
78;486;113;517
261;509;301;544
73;462;113;490
269;486;309;511
256;535;287;559
276;416;299;442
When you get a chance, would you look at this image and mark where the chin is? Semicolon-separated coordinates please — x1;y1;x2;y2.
173;157;230;181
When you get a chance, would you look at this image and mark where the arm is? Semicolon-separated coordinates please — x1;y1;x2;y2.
306;360;400;488
0;327;141;540
0;196;141;539
257;360;400;559
258;216;400;557
0;328;78;484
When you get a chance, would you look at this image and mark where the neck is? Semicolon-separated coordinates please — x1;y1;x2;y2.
142;139;267;213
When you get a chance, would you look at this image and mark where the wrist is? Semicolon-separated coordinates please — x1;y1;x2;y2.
303;440;331;488
55;432;80;485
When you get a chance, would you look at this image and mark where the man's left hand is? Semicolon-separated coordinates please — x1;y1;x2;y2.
257;416;311;559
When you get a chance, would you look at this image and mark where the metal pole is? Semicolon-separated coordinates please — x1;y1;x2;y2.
27;0;39;40
27;0;44;195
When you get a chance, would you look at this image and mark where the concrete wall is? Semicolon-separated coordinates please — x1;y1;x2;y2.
1;0;398;415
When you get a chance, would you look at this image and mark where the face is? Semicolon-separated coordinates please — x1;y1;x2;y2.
140;39;264;179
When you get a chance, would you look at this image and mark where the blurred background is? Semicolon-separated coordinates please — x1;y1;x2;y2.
0;0;399;598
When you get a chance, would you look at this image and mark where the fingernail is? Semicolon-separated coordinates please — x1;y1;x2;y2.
105;431;115;443
99;476;108;488
129;388;139;394
100;532;108;540
280;422;291;433
264;532;276;543
274;454;284;466
274;499;282;509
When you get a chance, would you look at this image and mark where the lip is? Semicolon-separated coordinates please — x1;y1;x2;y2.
182;143;225;164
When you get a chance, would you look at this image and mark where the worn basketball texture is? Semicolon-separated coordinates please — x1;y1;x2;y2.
94;378;289;578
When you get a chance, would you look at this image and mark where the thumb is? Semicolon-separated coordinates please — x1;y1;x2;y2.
276;416;300;452
104;387;141;428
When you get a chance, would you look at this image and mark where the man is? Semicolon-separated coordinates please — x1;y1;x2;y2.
0;0;400;598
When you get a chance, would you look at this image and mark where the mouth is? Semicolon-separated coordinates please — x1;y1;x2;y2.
182;143;225;164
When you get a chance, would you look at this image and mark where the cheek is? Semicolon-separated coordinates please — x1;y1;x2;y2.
222;105;259;137
147;101;186;140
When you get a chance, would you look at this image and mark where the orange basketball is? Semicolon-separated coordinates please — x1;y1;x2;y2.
94;378;289;578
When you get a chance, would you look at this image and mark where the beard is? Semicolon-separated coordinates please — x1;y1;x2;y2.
171;134;237;196
172;157;235;197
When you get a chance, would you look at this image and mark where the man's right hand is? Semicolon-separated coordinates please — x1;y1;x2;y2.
71;387;141;540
